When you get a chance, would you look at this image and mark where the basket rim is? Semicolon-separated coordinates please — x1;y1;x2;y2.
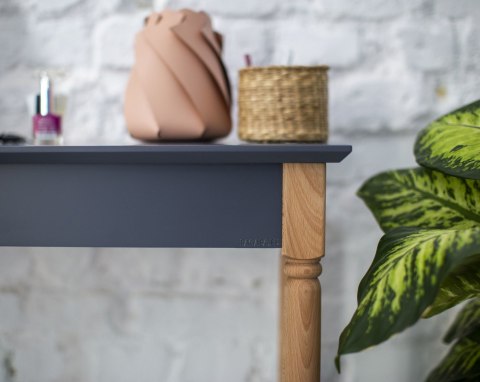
239;65;329;73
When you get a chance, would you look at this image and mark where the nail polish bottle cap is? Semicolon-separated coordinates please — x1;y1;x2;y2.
39;73;53;116
35;94;40;115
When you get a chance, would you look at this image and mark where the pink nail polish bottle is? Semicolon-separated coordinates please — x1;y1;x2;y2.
32;73;62;145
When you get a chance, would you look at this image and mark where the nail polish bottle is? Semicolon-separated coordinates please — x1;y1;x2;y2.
32;74;62;145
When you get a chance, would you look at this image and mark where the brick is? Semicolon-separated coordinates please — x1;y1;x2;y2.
0;111;29;139
90;247;279;301
25;16;91;67
326;134;418;186
0;0;24;15
10;331;92;382
210;0;279;17
107;292;143;335
141;297;277;381
330;70;429;132
273;22;360;68
175;248;279;301
168;0;279;17
246;339;277;382
36;0;81;16
10;334;65;382
61;80;103;144
0;67;40;138
458;21;480;70
59;70;132;145
350;315;454;381
423;73;472;117
180;338;252;381
91;0;128;17
435;0;480;18
22;290;113;336
94;14;143;69
90;248;183;291
401;18;454;72
96;70;129;100
161;0;204;11
0;249;32;288
0;293;21;330
213;18;273;74
153;0;170;10
317;0;425;20
29;247;94;289
0;16;24;71
86;337;174;382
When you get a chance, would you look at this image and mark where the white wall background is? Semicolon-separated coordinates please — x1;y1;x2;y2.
0;0;479;381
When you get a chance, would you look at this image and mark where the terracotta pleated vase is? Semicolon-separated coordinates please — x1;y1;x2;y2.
124;9;232;141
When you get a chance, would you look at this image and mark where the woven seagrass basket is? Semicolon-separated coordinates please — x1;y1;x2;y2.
238;65;329;142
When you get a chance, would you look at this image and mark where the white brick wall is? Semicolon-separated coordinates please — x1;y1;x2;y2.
401;17;454;71
0;0;478;381
273;22;361;68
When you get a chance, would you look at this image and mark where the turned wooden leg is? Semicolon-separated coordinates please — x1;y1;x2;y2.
280;163;326;382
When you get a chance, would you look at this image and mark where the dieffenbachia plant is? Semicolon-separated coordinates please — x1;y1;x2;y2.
336;100;480;381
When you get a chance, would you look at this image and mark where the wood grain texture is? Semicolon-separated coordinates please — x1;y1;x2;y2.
280;163;326;382
281;258;322;382
282;163;326;260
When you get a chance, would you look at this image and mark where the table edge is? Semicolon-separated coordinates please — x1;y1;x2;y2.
0;144;352;164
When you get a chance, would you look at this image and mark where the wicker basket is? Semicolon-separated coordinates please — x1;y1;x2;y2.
238;65;329;142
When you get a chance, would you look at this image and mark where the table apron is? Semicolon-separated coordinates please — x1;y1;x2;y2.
0;163;282;248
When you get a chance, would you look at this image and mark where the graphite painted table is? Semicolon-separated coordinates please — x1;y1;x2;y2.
0;144;351;382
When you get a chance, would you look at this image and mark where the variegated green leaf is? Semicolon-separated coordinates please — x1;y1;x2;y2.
427;331;480;382
415;100;480;180
444;299;480;344
423;262;480;318
358;168;480;232
336;227;480;371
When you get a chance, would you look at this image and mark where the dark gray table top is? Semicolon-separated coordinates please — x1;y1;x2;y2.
0;144;351;164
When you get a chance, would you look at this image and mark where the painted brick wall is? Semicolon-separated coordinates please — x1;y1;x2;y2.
0;0;478;381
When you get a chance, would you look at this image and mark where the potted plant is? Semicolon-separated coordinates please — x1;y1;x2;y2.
336;100;480;381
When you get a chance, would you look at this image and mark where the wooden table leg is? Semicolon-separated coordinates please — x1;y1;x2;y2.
280;163;326;382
